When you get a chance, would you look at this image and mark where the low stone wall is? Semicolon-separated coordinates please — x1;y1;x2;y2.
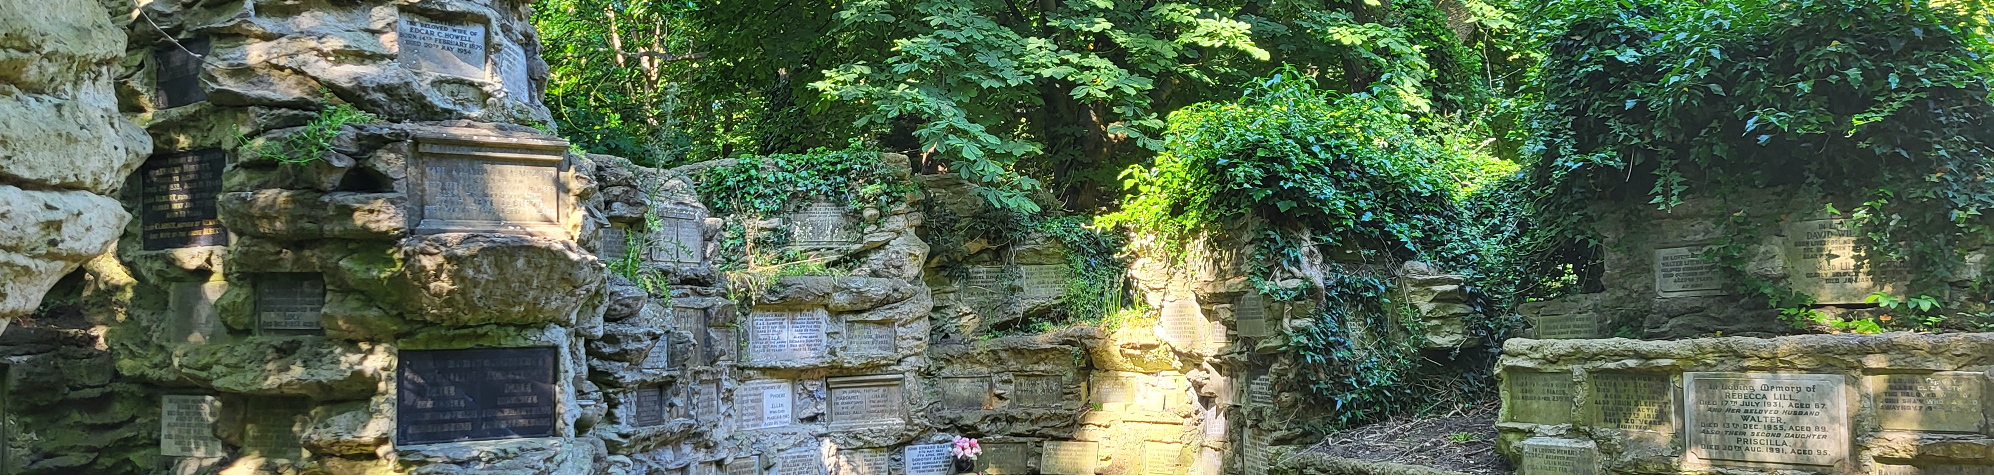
1497;332;1994;474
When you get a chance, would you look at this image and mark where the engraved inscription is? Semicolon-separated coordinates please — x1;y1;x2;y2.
1013;374;1064;408
1657;246;1728;297
241;398;309;461
1588;373;1673;432
693;379;721;425
1519;437;1600;475
1249;375;1275;408
791;202;856;246
827;447;891;475
723;457;758;475
773;443;824;475
160;395;224;457
1095;374;1136;404
396;348;559;444
845;321;896;355
600;225;629;261
154;37;209;108
1866;373;1983;433
1784;219;1907;304
142;149;227;250
962;266;1007;317
747;309;829;363
735;379;793;430
631;386;666;427
1686;372;1847;466
1235;292;1272;338
978;442;1030;475
256;274;324;331
1242;430;1270;474
903;443;953;475
1142;441;1186;475
1018;265;1066;301
940;376;991;411
827;375;904;429
1507;372;1573;424
653;204;706;264
1041;441;1098;475
419;155;560;230
1155;299;1203;348
1532;311;1610;339
398;17;487;78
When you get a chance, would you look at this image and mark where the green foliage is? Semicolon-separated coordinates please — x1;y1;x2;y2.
694;141;917;219
236;97;377;164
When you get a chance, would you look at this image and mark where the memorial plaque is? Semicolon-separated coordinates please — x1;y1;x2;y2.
689;461;719;475
827;375;905;429
1249;375;1275;408
166;281;228;345
160;395;224;457
1154;373;1190;411
845;321;896;355
492;40;533;98
705;327;735;364
691;379;721;425
1532;310;1611;340
1784;218;1907;304
154;37;209;109
1587;373;1673;432
735;379;793;430
1141;441;1187;475
1095;374;1136;405
672;306;707;369
1657;246;1728;297
600;225;629;261
1518;437;1600;475
1876;463;1994;475
242;398;310;461
1685;372;1847;466
632;386;667;427
827;447;891;475
1041;441;1098;475
903;443;953;475
1202;406;1228;441
1506;371;1573;424
1241;430;1270;474
962;266;1007;317
1018;265;1067;301
1865;372;1984;432
940;376;992;411
396;347;559;444
746;309;829;363
1155;299;1204;348
256;274;325;332
791;202;857;246
412;132;570;236
398;16;487;78
723;457;759;475
773;443;824;475
1235;292;1273;338
977;442;1031;475
1013;374;1064;408
653;204;706;264
141;149;228;250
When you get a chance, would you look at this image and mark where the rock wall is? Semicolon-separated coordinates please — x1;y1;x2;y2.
1496;333;1994;474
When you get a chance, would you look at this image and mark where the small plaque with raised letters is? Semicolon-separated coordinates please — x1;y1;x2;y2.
396;347;559;444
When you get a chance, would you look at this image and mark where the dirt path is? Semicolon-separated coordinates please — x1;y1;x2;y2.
1299;402;1512;474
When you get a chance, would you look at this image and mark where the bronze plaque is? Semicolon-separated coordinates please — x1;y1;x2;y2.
256;274;324;332
242;398;310;461
411;131;570;237
1013;374;1064;408
652;204;706;264
940;376;991;411
396;347;559;444
397;16;487;78
631;386;667;427
153;37;209;109
846;321;896;355
745;309;828;363
141;149;227;250
160;395;224;457
827;375;905;429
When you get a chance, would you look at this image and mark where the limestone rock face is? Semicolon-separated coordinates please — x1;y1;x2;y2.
0;0;152;324
393;233;604;326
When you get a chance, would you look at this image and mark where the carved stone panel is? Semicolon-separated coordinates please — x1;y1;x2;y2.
160;395;224;458
1506;371;1573;424
1656;246;1728;297
1041;441;1097;475
1586;373;1674;433
1532;311;1611;340
397;16;487;78
166;281;228;345
735;379;793;430
1095;374;1136;405
1013;374;1064;408
1141;441;1187;475
1519;437;1600;475
827;375;905;430
1783;219;1907;304
692;378;721;425
790;202;857;246
650;204;706;264
962;266;1007;317
1685;372;1847;466
773;443;825;475
599;225;629;261
410;131;571;237
241;397;310;461
1242;429;1270;474
827;446;891;475
977;442;1031;475
1235;292;1273;338
903;443;952;475
723;457;758;475
845;321;896;356
141;149;227;250
396;347;559;444
940;376;992;411
1865;372;1984;433
1018;264;1067;301
256;274;324;332
631;386;667;427
1155;299;1204;348
745;308;829;364
1248;375;1275;408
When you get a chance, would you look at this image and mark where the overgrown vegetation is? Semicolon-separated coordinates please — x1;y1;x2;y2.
234;95;378;164
690;142;916;304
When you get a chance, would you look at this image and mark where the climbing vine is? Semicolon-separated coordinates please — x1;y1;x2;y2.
692;141;917;303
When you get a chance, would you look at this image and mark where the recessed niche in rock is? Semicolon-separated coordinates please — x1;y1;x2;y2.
396;347;559;445
153;37;209;109
242;397;310;461
1656;246;1727;297
1013;374;1063;408
410;130;571;237
940;376;992;411
735;379;793;430
1783;218;1906;304
165;281;227;345
826;375;905;430
746;308;829;364
790;201;857;246
904;443;952;475
600;225;628;261
255;273;325;333
1586;373;1672;433
1865;372;1983;432
141;149;227;250
1685;372;1847;466
160;395;224;458
652;204;705;264
1235;292;1273;338
1142;441;1186;475
397;16;488;79
631;386;666;427
774;443;825;475
827;446;891;475
1156;298;1203;348
1506;372;1573;424
1018;264;1067;301
845;321;896;355
1519;437;1600;475
978;441;1031;475
1041;440;1097;475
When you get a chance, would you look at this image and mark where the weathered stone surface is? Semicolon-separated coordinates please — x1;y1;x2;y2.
390;233;603;326
0;187;132;320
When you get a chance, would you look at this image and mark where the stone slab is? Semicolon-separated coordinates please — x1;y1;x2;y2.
1242;430;1270;474
1519;437;1600;475
1656;246;1729;297
735;379;793;430
826;446;890;475
790;202;856;246
492;39;531;97
773;443;824;475
1586;372;1673;433
1141;441;1186;475
395;347;559;444
1506;371;1573;424
397;16;487;79
160;395;224;457
241;397;310;462
1875;463;1994;475
723;457;758;475
256;273;324;332
651;204;705;264
693;378;721;425
631;386;666;427
1783;219;1906;304
826;375;904;429
1865;372;1984;433
1532;309;1610;339
153;37;210;109
166;281;228;345
1685;372;1848;466
599;225;628;261
745;308;829;364
940;376;992;411
902;443;952;475
977;442;1031;475
411;133;570;236
1095;374;1136;405
1013;374;1064;408
845;321;896;355
1018;264;1066;301
1235;292;1272;338
1248;375;1274;408
140;149;227;250
1040;440;1097;475
1155;298;1203;349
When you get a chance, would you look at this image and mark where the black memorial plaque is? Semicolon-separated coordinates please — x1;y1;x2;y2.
141;149;228;250
256;274;325;332
397;347;559;444
632;386;666;427
154;37;210;109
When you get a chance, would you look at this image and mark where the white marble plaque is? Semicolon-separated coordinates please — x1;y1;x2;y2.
827;375;904;429
1155;298;1203;348
845;321;896;355
1519;437;1600;475
1865;372;1984;432
734;379;793;430
746;309;828;363
160;395;224;457
1783;218;1906;304
1141;441;1186;475
1656;246;1728;297
653;204;706;264
1686;372;1847;466
397;16;487;78
774;443;824;475
1041;441;1097;475
791;202;857;246
902;443;953;475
